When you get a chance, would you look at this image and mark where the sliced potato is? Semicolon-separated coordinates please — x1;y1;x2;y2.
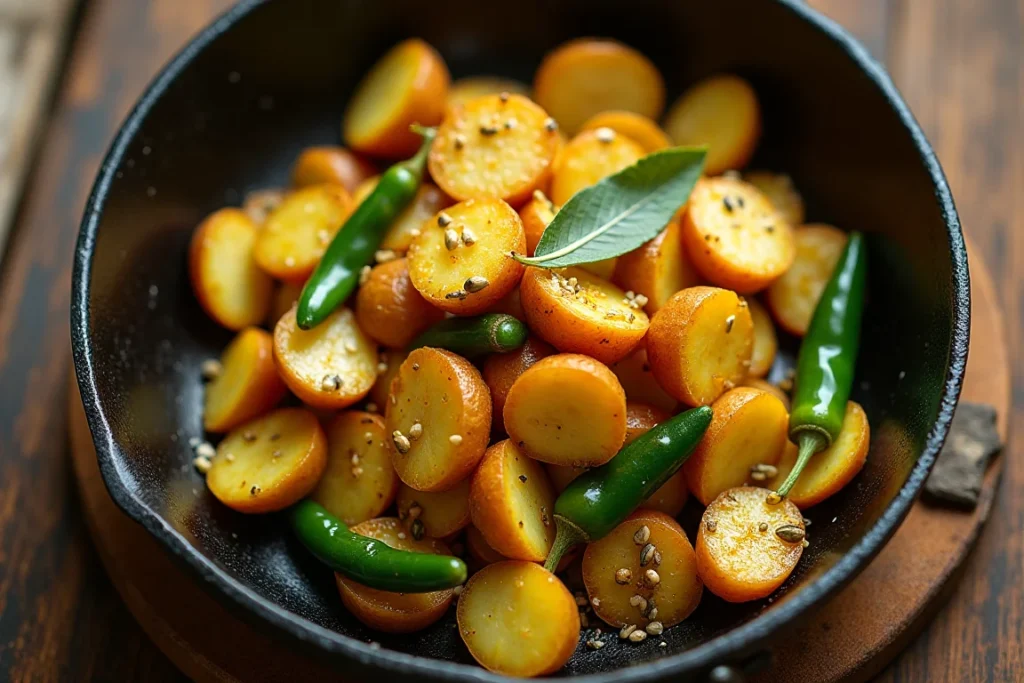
273;306;377;410
311;411;398;525
664;74;760;175
684;387;789;505
355;257;446;349
583;510;702;629
769;401;870;508
534;39;665;135
291;146;376;192
747;298;778;378
550;128;645;206
338;517;454;632
242;188;287;227
765;224;848;336
353;177;452;253
485;286;526;319
545;464;586;493
503;353;626;467
447;76;531;109
206;408;327;513
520;266;649;365
254;184;354;282
466;524;508;568
469;439;556;561
519;189;558;256
343;39;450;158
739;377;790;409
407;198;526;315
385;348;491;492
457;561;579;677
696;486;804;602
612;216;702;315
203;327;287;433
429;93;562;206
680;177;795;293
743;170;805;227
646;286;754;406
368;349;405;409
579;110;671;152
189;208;273;330
625;402;689;516
611;348;677;413
624;401;670;446
268;280;304;328
396;477;472;539
481;336;555;421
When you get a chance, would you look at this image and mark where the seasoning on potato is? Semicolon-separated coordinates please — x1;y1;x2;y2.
203;327;287;433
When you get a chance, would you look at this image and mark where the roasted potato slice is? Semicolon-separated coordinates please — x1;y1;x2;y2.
743;170;805;227
353;177;452;253
550;128;645;206
610;348;678;413
612;216;702;315
481;336;555;421
765;224;848;336
747;298;778;378
203;327;287;433
396;477;472;539
580;110;671;152
447;76;531;109
291;146;376;192
355;258;446;349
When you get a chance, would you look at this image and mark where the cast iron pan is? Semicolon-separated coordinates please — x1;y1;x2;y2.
70;0;970;680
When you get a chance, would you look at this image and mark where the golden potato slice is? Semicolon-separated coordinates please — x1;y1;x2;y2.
203;327;287;433
696;486;804;602
254;183;354;282
684;387;789;505
368;349;405;409
385;348;491;492
664;74;761;175
747;298;778;378
611;348;677;413
355;258;446;349
189;208;273;330
485;286;526;319
206;408;327;514
447;76;531;109
396;477;472;539
273;306;377;410
338;517;454;632
681;177;795;293
520;266;649;365
291;146;376;192
343;39;450;158
768;401;870;508
353;177;452;253
545;464;586;494
503;353;627;467
550;128;645;206
646;286;754;406
469;440;556;561
765;224;848;336
407;198;526;315
534;39;665;135
739;377;791;410
583;510;702;629
242;188;287;227
580;110;671;152
311;411;398;525
481;336;555;422
457;561;579;677
429;93;562;206
268;280;304;328
519;189;559;256
743;170;805;227
612;216;702;315
624;402;689;516
466;524;507;566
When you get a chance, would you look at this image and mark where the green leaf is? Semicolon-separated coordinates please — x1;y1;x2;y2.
513;147;706;268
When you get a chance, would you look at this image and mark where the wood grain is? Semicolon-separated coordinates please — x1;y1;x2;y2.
0;0;1018;681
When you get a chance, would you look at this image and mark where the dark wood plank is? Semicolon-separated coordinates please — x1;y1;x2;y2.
0;0;229;680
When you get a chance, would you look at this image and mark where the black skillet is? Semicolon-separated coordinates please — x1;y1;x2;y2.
71;0;970;680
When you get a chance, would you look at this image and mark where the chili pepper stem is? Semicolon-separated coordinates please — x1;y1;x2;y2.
544;515;590;572
774;430;829;499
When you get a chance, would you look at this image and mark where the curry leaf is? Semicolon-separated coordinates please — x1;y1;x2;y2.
513;147;706;268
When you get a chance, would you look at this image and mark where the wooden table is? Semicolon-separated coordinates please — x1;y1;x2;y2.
0;1;1019;681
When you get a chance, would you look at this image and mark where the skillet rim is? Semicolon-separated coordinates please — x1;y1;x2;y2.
70;0;970;679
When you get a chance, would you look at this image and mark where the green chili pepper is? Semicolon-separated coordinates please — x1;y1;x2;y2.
291;500;467;592
408;314;528;357
296;126;436;330
773;231;867;500
543;406;713;572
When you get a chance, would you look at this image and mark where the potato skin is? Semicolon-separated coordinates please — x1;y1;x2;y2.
343;39;450;158
203;327;287;433
684;387;789;506
579;110;671;152
611;348;678;413
447;76;531;109
696;486;804;602
189;208;273;330
739;377;791;409
291;146;376;192
481;336;555;422
646;286;754;406
520;266;649;365
744;170;805;227
550;128;645;206
765;224;848;336
355;258;445;349
519;190;558;256
747;298;778;378
503;353;627;467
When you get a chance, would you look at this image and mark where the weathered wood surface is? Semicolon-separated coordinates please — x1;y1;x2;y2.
0;0;1019;681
